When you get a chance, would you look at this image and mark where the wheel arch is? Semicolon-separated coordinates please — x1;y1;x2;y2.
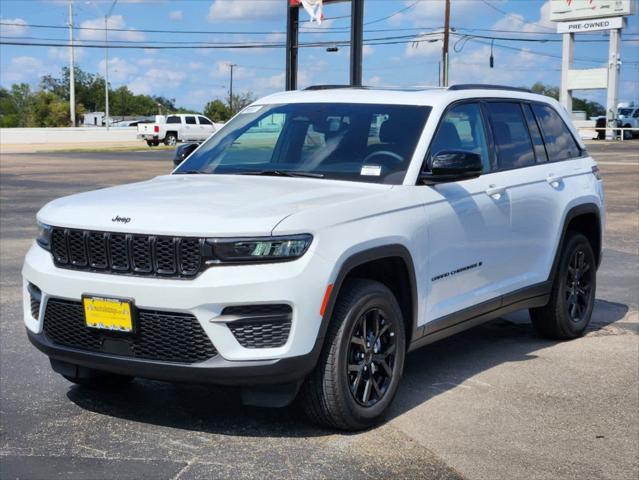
550;203;603;282
319;244;418;350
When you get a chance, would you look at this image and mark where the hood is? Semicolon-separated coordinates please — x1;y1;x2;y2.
38;174;391;237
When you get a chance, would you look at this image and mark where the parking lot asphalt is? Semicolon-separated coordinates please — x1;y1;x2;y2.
0;142;637;480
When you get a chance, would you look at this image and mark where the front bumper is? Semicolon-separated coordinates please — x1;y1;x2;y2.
23;242;333;383
27;329;316;386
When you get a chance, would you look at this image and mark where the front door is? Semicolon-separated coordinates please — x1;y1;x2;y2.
419;102;513;324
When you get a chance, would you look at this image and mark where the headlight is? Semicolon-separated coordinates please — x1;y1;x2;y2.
36;222;52;251
208;234;312;263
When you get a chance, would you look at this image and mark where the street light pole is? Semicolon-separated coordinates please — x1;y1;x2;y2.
228;63;237;116
103;0;118;130
442;0;451;87
68;1;76;126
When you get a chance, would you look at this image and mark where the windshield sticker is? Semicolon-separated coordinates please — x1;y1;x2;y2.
240;105;263;114
361;165;382;177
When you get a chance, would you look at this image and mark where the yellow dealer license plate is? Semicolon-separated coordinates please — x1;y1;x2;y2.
83;296;134;332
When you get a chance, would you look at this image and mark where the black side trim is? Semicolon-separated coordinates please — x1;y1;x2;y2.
550;203;603;278
408;281;552;352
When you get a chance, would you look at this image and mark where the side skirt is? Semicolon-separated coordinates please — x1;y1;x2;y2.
408;281;551;352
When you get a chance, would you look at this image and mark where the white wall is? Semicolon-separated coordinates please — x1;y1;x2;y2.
0;127;138;145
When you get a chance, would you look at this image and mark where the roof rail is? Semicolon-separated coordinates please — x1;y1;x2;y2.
304;85;366;91
448;84;532;93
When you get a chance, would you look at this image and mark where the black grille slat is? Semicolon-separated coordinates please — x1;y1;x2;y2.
131;236;153;273
155;237;177;275
51;229;69;264
30;298;41;319
88;232;108;269
49;228;203;279
223;305;292;349
68;230;88;267
43;298;217;364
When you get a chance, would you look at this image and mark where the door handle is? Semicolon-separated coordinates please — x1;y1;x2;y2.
486;185;506;198
546;174;563;186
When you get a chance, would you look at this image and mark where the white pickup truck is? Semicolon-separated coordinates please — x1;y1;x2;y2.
617;102;639;139
137;114;216;146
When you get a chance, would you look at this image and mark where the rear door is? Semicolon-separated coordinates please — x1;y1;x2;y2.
184;115;198;141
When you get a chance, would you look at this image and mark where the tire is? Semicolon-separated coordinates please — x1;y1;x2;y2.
146;140;155;147
300;279;406;430
62;372;134;389
164;133;178;146
623;125;632;140
530;232;596;339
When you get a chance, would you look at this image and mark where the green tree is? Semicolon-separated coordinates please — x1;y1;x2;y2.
531;82;604;119
0;87;21;127
229;91;255;116
204;99;229;122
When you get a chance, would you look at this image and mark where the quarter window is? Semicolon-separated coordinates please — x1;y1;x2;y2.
429;103;490;172
531;104;581;161
485;102;535;169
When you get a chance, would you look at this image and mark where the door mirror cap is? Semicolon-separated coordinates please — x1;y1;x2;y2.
420;150;483;184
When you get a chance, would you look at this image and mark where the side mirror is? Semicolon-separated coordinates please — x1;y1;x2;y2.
420;150;483;184
173;143;199;167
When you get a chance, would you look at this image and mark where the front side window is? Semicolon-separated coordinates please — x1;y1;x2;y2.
166;116;181;124
175;103;431;184
185;116;196;125
428;102;490;172
485;102;535;169
532;104;581;161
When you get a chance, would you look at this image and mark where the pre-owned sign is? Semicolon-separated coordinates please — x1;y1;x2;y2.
557;16;624;33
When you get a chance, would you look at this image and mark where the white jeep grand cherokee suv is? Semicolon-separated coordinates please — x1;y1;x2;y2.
23;85;604;430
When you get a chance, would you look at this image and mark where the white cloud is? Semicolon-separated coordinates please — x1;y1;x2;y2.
491;1;554;35
98;57;139;83
189;62;205;70
169;10;183;21
0;17;28;36
208;0;280;21
210;61;253;80
79;15;145;42
368;75;382;87
48;46;86;62
128;66;187;95
363;45;375;57
1;56;45;84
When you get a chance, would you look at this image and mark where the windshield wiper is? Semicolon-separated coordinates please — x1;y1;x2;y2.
236;170;324;178
174;170;204;175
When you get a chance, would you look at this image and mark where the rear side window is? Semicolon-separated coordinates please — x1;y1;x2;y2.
185;116;196;125
198;116;212;125
531;104;581;161
523;104;548;163
166;116;181;124
485;102;535;169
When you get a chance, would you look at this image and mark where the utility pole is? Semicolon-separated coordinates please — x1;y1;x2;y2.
605;27;621;140
103;0;118;130
68;1;76;127
442;0;451;87
228;63;237;116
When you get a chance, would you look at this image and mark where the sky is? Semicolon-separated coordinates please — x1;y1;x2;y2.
0;0;638;112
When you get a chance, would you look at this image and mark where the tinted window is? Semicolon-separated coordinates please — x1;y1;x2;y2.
523;104;548;163
185;116;196;125
176;103;431;185
166;116;181;124
198;116;212;125
429;103;490;172
532;104;581;161
633;110;639;118
486;102;535;169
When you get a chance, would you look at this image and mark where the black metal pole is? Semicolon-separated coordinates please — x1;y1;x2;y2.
286;4;299;90
350;0;364;86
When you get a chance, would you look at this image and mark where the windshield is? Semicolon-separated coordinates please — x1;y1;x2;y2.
174;102;431;184
618;108;633;116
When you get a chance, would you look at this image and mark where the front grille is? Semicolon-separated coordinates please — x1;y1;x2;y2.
50;228;204;278
224;304;292;349
43;298;217;364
